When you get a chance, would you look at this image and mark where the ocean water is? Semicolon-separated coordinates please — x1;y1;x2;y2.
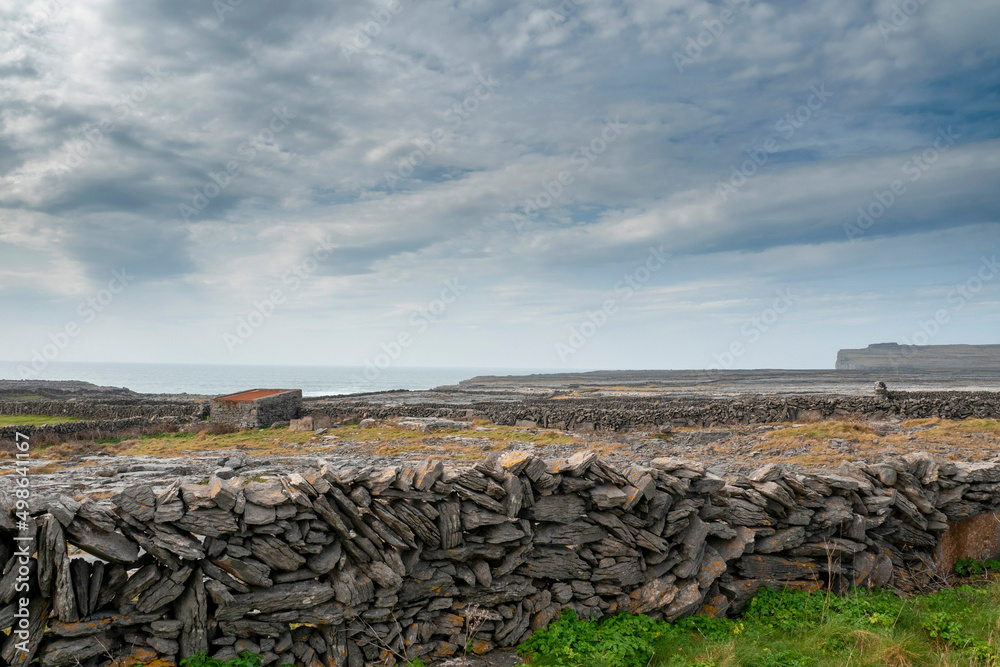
0;362;559;397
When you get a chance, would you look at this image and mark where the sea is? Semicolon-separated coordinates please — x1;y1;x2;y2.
0;362;562;397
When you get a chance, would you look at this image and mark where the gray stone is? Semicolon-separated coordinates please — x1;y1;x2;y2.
175;509;239;538
217;581;339;621
737;555;821;581
754;527;806;554
531;494;585;524
65;518;140;564
176;571;208;659
534;522;606;545
664;579;703;621
590;485;628;509
39;633;114;667
522;548;590;580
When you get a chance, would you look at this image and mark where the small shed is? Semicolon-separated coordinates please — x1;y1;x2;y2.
209;389;302;429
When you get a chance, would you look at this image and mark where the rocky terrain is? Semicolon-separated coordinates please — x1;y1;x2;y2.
0;379;138;400
6;415;1000;500
1;377;1000;666
837;343;1000;371
2;375;1000;499
445;368;1000;397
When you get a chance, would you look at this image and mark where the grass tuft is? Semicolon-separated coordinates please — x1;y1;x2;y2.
0;414;86;427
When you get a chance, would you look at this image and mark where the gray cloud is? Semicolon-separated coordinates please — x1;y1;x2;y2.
1;0;998;368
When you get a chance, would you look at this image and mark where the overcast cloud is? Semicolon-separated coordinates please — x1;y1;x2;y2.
1;0;998;371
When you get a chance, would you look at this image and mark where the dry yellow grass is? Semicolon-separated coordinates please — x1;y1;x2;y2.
753;418;1000;467
13;415;999;471
694;640;738;667
30;461;67;474
20;420;579;461
372;443;443;456
765;421;877;441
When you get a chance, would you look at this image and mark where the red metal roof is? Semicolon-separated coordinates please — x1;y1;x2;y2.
215;389;289;402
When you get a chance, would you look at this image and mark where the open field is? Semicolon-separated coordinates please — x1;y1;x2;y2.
2;375;999;498
19;417;1000;467
4;414;1000;499
0;414;85;427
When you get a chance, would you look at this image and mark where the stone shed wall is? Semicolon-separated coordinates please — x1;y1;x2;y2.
2;452;1000;667
211;391;303;429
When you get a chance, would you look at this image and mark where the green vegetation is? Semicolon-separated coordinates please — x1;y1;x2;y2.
0;414;85;427
519;582;1000;667
176;651;264;667
955;557;1000;578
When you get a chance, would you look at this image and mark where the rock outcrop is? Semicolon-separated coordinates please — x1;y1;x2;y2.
837;343;1000;370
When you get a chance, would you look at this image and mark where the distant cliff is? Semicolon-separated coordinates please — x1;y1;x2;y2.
836;343;1000;370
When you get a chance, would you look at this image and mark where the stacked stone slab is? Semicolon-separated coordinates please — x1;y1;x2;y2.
306;390;1000;430
2;452;999;667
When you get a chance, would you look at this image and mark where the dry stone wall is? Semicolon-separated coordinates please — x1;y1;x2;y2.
306;391;1000;430
0;400;208;421
0;416;162;443
3;452;1000;667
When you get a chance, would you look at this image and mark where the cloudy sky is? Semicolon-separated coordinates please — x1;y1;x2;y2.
2;0;998;373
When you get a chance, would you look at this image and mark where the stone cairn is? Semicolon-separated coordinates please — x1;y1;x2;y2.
2;451;1000;667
